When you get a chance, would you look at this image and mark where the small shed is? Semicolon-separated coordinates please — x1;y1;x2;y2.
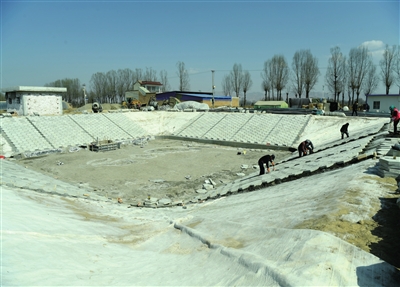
2;86;67;116
365;94;400;113
254;101;288;110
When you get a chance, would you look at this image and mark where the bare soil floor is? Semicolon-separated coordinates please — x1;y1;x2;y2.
18;139;287;204
15;138;400;269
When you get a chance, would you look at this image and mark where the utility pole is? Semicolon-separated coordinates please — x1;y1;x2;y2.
211;70;215;108
82;84;86;106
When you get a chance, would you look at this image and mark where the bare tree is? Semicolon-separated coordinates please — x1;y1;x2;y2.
347;45;371;105
116;68;134;101
261;64;273;100
302;50;320;98
395;45;400;93
105;70;118;103
363;63;379;96
230;63;243;98
221;74;233;96
45;78;81;106
394;45;400;94
291;50;305;98
176;61;190;91
159;70;170;92
133;68;143;83
269;55;289;100
325;46;346;102
90;72;107;103
144;67;158;81
380;44;397;94
262;79;271;100
242;70;253;107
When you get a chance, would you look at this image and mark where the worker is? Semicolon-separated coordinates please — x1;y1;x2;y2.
298;139;314;157
352;101;358;116
340;123;349;139
389;105;400;134
258;154;275;175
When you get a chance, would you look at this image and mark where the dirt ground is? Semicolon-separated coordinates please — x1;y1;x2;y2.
15;138;400;269
18;138;288;204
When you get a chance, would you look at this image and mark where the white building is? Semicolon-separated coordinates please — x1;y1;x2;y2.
2;86;67;116
133;80;163;93
366;94;400;113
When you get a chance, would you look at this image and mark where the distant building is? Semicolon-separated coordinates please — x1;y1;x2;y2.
133;80;163;93
155;91;239;108
124;80;164;105
254;101;288;110
288;98;312;108
2;86;67;116
365;94;400;113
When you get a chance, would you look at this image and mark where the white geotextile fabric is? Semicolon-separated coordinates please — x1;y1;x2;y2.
2;158;400;286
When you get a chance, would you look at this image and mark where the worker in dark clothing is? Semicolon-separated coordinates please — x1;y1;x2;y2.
258;154;275;175
340;123;349;139
352;102;358;116
298;139;314;157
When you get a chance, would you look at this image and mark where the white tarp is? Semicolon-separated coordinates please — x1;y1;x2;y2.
174;101;210;110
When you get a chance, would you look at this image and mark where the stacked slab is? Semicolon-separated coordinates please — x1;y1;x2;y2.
173;113;310;147
69;114;133;141
377;156;400;178
184;136;376;205
28;115;93;148
0;117;53;152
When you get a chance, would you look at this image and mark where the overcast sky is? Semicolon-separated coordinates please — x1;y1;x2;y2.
1;0;399;98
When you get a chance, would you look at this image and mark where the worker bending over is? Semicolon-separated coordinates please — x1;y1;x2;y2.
258;154;275;175
298;139;314;157
340;123;349;139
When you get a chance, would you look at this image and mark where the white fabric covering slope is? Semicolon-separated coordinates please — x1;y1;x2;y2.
2;159;399;286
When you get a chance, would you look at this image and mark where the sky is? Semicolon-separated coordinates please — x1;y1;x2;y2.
1;0;399;100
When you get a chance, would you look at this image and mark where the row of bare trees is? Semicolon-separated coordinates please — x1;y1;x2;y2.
221;64;253;106
89;67;172;105
222;51;319;103
325;44;400;107
45;64;187;107
45;45;400;107
221;45;400;107
44;78;83;106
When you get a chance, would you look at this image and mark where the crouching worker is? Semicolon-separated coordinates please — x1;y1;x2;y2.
258;154;275;175
298;139;314;157
340;123;349;139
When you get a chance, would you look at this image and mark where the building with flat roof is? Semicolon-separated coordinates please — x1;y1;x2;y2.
365;94;400;113
2;86;67;116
